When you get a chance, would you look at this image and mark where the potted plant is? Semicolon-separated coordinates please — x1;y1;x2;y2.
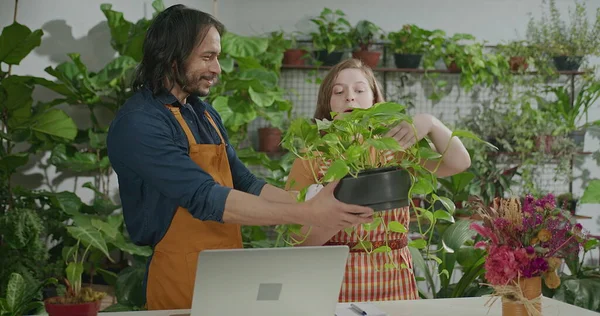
349;19;385;68
387;24;435;69
277;31;309;66
496;40;533;72
44;224;114;316
279;101;486;269
556;192;578;215
536;80;600;148
525;0;600;71
307;8;352;66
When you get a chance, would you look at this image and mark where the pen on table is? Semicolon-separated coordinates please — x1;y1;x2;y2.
350;303;367;315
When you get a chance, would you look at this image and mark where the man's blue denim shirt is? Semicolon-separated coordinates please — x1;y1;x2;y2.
107;87;266;247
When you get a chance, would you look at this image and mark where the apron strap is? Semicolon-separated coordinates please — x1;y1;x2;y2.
165;104;197;146
204;111;226;145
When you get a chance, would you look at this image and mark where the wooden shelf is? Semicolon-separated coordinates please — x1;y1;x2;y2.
281;64;586;76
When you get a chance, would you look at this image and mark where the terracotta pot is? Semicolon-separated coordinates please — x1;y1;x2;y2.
446;60;460;73
510;56;529;72
44;298;101;316
534;135;554;153
283;49;307;66
352;50;381;68
258;127;282;153
501;277;542;316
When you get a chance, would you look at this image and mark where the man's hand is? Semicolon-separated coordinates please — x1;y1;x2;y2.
303;180;373;229
386;113;433;149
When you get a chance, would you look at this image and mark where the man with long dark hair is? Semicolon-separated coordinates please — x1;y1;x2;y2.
106;4;374;310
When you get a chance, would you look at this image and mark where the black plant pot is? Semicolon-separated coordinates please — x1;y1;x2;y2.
314;50;344;66
553;56;583;71
568;129;586;148
394;54;422;69
334;167;412;211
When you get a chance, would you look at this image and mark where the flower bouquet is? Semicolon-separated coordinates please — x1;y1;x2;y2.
469;194;589;316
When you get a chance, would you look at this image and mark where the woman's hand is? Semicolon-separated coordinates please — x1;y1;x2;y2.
385;113;434;149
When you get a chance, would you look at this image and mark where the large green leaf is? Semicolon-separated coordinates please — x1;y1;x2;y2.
248;86;275;107
222;32;269;58
93;56;138;88
51;191;83;215
5;273;26;311
31;109;77;140
115;259;148;308
238;68;278;88
0;22;43;65
49;144;106;172
0;153;29;174
66;226;112;260
581;180;600;204
109;234;152;257
0;74;33;110
100;3;134;55
323;160;350;182
441;220;476;253
553;278;600;312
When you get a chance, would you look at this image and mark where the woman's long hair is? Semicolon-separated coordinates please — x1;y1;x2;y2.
131;5;224;94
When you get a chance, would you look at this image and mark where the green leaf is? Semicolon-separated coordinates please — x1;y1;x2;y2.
222;32;269;58
248;86;275;107
427;254;443;264
88;129;107;149
0;22;43;65
584;239;599;252
6;273;26;311
91;219;119;240
66;226;113;261
238;68;278;88
31;109;78;140
362;217;382;231
352;240;373;251
115;262;148;308
409;239;427;249
343;145;363;162
0;153;29;174
373;246;392;253
388;221;407;233
553;278;600;311
441;220;476;253
366;137;401;151
220;57;234;73
65;262;84;292
434;210;455;223
411;178;435;195
323;159;349;182
109;234;152;257
437;196;457;214
581;180;600;204
418;147;442;160
0;75;34;113
51;191;83;216
452;129;485;143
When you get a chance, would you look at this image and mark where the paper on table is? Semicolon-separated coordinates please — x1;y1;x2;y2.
335;303;387;316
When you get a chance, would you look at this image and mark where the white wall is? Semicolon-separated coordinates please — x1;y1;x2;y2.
2;0;599;234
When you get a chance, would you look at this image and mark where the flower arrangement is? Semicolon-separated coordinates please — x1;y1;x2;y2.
469;194;589;316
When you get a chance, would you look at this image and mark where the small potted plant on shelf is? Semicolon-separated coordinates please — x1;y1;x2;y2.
44;224;114;316
556;192;578;215
469;194;589;316
279;101;486;270
277;31;309;66
536;80;600;149
496;40;533;72
307;8;353;66
387;24;435;69
349;19;385;68
525;0;600;71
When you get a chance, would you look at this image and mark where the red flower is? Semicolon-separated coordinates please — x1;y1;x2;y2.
484;245;521;285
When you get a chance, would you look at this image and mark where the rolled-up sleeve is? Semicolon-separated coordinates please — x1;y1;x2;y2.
226;145;267;195
107;110;229;222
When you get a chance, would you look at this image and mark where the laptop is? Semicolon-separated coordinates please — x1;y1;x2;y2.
187;245;350;316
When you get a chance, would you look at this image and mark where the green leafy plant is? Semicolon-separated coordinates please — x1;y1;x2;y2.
350;20;384;51
279;101;487;271
388;24;437;55
307;8;353;53
526;0;600;58
0;273;57;316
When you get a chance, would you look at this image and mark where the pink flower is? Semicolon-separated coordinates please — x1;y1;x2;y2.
470;222;499;244
484;245;520;285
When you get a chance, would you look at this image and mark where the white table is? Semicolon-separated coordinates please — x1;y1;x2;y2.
101;296;599;315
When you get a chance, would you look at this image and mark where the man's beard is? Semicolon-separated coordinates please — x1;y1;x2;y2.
183;73;217;97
